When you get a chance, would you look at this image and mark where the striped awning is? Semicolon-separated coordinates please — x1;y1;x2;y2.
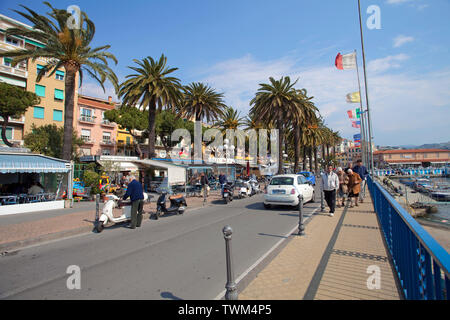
0;154;70;174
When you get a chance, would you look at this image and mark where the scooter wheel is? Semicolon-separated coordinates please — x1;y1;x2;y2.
96;221;104;233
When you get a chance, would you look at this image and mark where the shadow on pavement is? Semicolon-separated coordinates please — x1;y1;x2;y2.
161;291;183;300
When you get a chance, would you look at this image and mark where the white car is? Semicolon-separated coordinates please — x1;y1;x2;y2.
263;174;315;209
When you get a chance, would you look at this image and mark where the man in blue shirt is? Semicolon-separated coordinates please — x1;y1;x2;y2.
352;160;369;203
123;175;145;229
219;172;227;196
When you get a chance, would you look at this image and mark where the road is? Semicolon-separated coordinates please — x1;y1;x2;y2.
0;192;321;300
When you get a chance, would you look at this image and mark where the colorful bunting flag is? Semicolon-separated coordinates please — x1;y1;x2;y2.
352;120;361;128
347;109;361;119
346;92;361;103
335;52;357;70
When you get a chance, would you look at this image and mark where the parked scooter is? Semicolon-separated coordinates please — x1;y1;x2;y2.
236;179;252;199
97;193;148;232
152;191;187;220
222;182;235;203
249;178;261;195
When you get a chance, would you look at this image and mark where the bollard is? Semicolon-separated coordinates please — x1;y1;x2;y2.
298;194;305;236
223;225;238;300
95;194;100;228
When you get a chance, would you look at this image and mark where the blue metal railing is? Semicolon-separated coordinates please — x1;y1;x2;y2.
367;176;450;300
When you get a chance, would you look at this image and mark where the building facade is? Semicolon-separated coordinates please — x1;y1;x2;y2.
373;149;450;168
0;14;74;146
75;95;117;156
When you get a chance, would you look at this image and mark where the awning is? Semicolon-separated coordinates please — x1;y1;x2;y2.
134;159;186;184
0;153;70;173
97;161;140;172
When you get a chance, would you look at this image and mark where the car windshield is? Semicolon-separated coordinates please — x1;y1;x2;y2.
270;177;294;185
301;173;310;177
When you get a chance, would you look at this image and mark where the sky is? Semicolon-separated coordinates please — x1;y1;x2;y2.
1;0;449;147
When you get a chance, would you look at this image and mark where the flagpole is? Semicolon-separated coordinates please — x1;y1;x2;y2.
354;49;367;168
358;0;374;176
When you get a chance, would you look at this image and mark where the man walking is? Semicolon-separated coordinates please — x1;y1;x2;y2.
122;175;144;229
200;172;209;197
353;159;369;203
219;172;227;196
321;164;340;217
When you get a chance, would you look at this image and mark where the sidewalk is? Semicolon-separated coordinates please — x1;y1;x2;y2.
239;194;402;300
0;192;222;253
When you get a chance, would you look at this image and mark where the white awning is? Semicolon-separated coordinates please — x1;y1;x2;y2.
0;75;26;88
98;161;140;172
134;159;186;184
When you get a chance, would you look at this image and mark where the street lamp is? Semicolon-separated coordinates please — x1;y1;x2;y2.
283;152;288;174
219;139;235;180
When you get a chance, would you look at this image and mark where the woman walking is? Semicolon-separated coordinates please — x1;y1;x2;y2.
336;167;349;208
347;169;362;208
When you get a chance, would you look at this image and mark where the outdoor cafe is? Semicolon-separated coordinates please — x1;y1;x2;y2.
0;149;72;215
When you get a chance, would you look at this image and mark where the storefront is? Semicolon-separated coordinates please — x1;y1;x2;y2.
0;150;72;215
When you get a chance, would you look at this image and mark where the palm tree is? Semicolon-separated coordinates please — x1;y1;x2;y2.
213;106;245;130
0;3;119;160
250;77;305;174
119;54;183;159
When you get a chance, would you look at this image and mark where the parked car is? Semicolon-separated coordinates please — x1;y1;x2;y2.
298;171;316;186
263;174;315;209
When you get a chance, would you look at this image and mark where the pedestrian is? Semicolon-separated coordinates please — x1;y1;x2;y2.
347;169;363;208
122;175;145;229
200;172;209;197
352;159;369;203
321;164;340;217
219;172;227;196
344;162;353;175
336;167;349;208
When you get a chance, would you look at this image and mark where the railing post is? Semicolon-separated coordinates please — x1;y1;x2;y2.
298;194;305;236
223;225;238;300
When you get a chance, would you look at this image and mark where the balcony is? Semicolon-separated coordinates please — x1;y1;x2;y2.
0;65;28;79
78;115;96;124
100;119;116;127
81;136;95;145
0;116;25;124
100;139;115;146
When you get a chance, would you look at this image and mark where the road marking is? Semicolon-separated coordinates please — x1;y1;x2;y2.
213;206;320;300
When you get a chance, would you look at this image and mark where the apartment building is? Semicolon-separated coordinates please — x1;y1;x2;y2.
0;14;74;146
374;149;450;168
76;95;118;156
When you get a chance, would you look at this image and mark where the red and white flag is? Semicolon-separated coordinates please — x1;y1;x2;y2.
335;52;357;70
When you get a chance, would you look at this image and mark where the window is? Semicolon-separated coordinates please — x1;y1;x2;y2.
81;108;92;117
102;132;111;143
297;176;307;185
81;129;91;142
126;136;131;145
6;37;20;46
102;149;111;155
55;70;64;81
37;64;46;76
54;89;64;101
81;148;91;156
35;84;45;97
80;108;94;122
3;57;12;67
423;154;428;159
53;110;63;122
0;127;13;143
33;106;45;119
270;177;294;186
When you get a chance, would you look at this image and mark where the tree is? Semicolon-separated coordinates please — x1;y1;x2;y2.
103;106;148;158
0;83;41;147
0;2;118;160
119;54;183;159
213;106;245;130
250;77;305;174
24;124;84;159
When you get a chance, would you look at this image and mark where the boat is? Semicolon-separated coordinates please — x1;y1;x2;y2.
430;191;450;202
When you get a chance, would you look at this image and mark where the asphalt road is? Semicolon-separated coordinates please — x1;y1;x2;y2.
0;192;322;300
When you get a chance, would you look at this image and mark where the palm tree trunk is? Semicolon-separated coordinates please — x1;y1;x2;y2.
314;147;319;173
294;124;300;173
1;118;13;147
62;67;77;160
303;147;307;171
309;147;313;172
148;101;157;159
277;118;283;175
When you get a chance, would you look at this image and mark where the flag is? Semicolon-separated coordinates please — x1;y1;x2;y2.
346;92;361;103
354;141;361;147
352;121;361;128
353;134;361;140
335;52;357;70
347;108;361;119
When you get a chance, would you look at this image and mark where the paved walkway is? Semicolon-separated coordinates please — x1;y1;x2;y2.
239;194;402;300
0;192;223;252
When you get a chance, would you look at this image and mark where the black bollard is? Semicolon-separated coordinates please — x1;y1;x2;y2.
223;225;238;300
298;194;305;236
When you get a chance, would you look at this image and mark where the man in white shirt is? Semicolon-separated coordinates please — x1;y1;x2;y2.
321;164;340;216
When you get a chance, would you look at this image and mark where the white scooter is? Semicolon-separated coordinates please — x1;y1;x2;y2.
96;193;148;233
236;180;252;199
